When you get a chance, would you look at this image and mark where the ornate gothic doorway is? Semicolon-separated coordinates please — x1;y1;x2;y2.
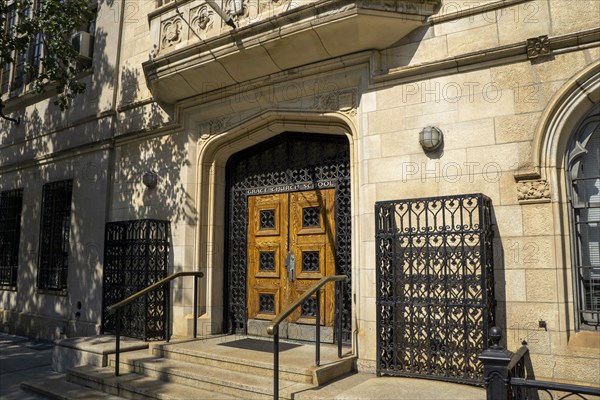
225;133;351;342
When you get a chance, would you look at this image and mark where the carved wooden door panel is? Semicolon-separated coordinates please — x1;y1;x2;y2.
247;189;336;328
247;193;288;321
288;190;336;326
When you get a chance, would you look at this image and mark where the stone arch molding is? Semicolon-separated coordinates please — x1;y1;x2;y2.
524;62;600;181
516;61;599;335
191;110;357;332
514;61;599;205
197;110;357;166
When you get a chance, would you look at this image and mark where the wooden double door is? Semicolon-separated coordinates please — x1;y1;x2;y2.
247;189;336;329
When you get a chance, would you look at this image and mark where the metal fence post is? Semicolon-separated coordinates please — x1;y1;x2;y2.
115;308;121;376
478;327;512;400
338;280;343;358
193;275;198;338
273;326;279;400
316;290;320;367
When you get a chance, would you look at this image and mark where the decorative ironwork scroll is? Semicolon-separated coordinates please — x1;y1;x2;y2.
226;133;351;342
375;194;495;384
103;219;170;341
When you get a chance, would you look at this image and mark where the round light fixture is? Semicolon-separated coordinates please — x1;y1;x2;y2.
419;126;443;152
142;171;158;189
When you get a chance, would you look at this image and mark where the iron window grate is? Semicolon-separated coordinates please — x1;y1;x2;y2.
0;189;23;286
38;180;72;291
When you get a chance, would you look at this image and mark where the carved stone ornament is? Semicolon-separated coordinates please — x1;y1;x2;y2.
201;116;233;135
517;179;551;202
526;35;551;60
313;89;357;118
161;17;183;49
191;5;214;34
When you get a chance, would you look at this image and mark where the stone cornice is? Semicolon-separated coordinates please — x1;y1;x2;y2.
372;27;600;87
427;0;531;25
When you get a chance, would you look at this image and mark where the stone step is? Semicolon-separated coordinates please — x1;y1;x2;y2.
148;336;355;385
53;335;149;373
20;374;126;400
67;365;241;400
99;350;315;399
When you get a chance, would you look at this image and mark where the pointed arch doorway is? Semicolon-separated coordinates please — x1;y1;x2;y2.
225;133;352;343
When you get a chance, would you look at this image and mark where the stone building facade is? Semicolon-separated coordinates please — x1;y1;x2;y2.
1;0;599;386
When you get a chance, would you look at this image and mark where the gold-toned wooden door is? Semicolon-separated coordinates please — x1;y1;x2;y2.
247;189;336;330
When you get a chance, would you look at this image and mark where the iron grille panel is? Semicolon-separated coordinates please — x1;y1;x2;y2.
375;194;495;384
38;180;73;291
302;251;320;272
226;133;352;342
566;113;600;328
259;251;276;272
259;294;275;314
302;206;321;227
0;189;23;286
259;210;276;229
103;219;170;341
301;295;318;318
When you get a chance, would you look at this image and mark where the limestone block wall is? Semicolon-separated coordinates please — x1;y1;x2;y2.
0;150;110;340
355;0;600;384
0;0;122;340
109;129;201;336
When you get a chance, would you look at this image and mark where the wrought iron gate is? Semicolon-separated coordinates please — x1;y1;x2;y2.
103;219;170;341
226;133;352;342
375;194;495;384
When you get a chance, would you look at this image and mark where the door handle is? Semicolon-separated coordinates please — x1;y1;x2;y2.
286;252;296;282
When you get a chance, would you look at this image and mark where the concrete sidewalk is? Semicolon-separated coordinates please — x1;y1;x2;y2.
0;333;57;400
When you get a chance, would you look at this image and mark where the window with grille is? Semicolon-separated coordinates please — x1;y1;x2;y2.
38;180;73;291
567;106;600;328
0;1;96;97
0;4;17;95
0;189;23;287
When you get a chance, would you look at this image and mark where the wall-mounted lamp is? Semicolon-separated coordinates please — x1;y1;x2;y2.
205;0;237;28
142;170;158;189
419;126;443;152
0;99;20;125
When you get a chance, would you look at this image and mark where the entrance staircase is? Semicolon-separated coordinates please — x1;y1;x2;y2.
22;335;356;400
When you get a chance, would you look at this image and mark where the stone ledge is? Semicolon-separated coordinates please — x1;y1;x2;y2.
144;0;438;103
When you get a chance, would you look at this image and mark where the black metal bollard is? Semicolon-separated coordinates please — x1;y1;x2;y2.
478;327;512;400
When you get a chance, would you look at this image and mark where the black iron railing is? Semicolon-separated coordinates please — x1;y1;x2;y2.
105;271;203;376
479;327;600;400
267;275;348;400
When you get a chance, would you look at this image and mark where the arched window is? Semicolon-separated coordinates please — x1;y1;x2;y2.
566;105;600;329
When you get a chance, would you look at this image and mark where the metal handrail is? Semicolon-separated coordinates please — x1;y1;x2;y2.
267;275;348;400
106;271;204;376
510;378;600;397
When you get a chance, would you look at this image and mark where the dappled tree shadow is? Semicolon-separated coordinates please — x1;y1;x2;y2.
0;12;119;339
112;61;198;322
